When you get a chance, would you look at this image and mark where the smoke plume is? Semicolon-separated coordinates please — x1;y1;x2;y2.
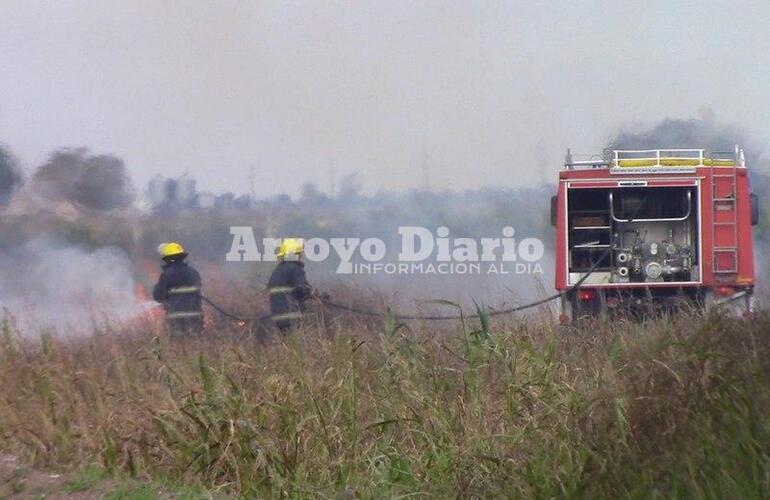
33;148;135;211
609;112;765;165
219;186;556;312
0;238;144;334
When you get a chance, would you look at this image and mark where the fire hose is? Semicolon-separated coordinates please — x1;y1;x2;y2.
316;250;609;321
200;241;616;324
200;296;271;324
200;210;644;324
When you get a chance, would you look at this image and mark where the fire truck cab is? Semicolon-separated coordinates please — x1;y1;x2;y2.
551;147;759;320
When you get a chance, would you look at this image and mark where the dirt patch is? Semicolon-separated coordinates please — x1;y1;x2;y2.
0;454;118;499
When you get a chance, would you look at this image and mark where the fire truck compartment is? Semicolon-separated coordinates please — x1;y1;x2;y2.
567;185;700;285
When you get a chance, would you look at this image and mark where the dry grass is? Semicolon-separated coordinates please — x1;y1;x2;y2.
1;309;769;498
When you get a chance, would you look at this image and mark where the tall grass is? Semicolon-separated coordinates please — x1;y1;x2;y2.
1;311;769;498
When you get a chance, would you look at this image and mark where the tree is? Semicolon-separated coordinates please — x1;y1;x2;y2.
0;144;23;205
33;148;135;211
300;181;328;205
338;171;364;201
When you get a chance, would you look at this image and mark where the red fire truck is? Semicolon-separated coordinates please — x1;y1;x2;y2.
551;147;760;319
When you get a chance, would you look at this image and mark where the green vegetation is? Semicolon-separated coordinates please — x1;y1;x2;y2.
64;464;107;492
1;312;769;498
104;482;157;500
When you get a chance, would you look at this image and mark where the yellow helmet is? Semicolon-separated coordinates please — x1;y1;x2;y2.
158;242;186;258
277;238;304;258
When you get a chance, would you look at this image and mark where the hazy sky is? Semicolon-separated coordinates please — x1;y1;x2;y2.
2;1;770;197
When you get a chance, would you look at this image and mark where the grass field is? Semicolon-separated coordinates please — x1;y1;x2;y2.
1;309;769;498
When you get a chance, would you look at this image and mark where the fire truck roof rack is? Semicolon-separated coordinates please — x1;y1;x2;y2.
563;145;745;170
563;149;610;170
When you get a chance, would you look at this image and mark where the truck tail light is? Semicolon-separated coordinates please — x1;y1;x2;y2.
578;289;597;301
715;286;736;297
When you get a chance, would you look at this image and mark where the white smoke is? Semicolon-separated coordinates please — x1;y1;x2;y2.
0;238;144;335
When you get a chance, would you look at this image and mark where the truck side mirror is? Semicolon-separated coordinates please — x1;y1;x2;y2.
750;192;760;226
550;195;558;227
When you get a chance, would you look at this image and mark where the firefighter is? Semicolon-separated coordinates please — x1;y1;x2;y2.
152;242;204;336
267;238;313;332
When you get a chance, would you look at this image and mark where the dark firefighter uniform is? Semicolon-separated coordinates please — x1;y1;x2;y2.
153;242;203;336
267;260;312;331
